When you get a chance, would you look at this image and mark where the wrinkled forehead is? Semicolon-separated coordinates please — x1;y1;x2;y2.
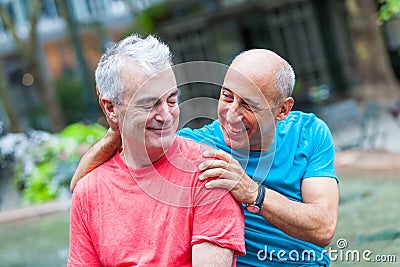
125;67;177;103
223;66;271;107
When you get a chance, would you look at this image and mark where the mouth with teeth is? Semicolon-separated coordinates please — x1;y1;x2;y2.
224;123;250;139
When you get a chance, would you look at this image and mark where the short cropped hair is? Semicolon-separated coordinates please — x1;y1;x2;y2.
275;62;295;98
95;34;172;104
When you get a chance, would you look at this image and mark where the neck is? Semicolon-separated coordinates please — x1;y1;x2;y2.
120;145;167;169
249;130;275;151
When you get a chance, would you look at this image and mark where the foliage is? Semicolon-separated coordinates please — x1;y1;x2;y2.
55;72;88;124
0;0;65;131
138;3;168;34
0;123;106;204
378;0;400;22
126;2;169;35
28;104;50;131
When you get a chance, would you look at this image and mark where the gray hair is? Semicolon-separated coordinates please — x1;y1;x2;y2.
275;62;295;99
95;34;172;104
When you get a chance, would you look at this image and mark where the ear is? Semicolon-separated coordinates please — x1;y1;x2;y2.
275;97;294;121
100;97;119;125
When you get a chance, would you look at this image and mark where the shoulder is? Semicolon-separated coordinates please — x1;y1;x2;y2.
275;111;334;157
74;154;121;194
282;111;320;125
178;121;230;151
178;120;220;140
73;170;100;199
279;111;330;135
174;136;212;162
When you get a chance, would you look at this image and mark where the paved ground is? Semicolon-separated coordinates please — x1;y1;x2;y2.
334;108;400;175
0;199;70;224
335;149;400;175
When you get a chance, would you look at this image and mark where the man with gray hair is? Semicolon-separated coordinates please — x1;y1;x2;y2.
68;34;246;266
71;45;339;265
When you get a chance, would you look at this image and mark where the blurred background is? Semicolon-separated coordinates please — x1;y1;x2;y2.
0;0;399;266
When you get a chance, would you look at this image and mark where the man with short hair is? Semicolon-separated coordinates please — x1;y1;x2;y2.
184;50;339;266
67;34;245;267
71;47;339;266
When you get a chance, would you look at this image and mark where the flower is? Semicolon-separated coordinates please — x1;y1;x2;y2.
0;123;106;203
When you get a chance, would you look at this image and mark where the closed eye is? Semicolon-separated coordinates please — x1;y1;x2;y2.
221;88;234;101
168;90;179;105
168;98;178;106
140;104;156;110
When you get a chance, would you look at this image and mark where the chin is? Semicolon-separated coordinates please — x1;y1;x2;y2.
223;136;249;150
222;128;251;149
146;135;175;151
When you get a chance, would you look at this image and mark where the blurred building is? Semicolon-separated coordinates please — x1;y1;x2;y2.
154;0;358;109
0;0;134;131
0;0;398;132
0;0;132;74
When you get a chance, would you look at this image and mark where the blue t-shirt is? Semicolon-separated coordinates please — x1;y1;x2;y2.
178;111;338;266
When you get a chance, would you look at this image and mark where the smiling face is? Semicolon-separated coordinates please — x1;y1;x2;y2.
118;65;179;162
217;88;274;151
218;50;289;151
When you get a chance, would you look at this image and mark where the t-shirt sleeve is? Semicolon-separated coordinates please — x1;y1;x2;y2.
191;183;246;256
303;118;338;181
68;181;102;267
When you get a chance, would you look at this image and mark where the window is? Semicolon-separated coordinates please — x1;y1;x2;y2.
84;0;105;17
40;0;59;18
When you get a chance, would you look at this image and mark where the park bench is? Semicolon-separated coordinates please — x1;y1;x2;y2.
316;98;381;151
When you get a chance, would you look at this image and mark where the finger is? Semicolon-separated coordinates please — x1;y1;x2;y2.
199;168;227;180
202;149;232;162
205;179;236;190
199;159;229;171
201;148;218;158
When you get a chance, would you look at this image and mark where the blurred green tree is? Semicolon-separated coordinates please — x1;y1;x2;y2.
0;59;21;133
125;0;168;35
378;0;400;21
55;0;99;121
345;0;400;103
0;0;65;132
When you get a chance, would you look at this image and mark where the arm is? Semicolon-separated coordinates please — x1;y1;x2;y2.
257;177;338;247
199;150;339;248
192;242;234;267
70;127;121;192
70;87;122;192
68;186;102;266
191;166;246;263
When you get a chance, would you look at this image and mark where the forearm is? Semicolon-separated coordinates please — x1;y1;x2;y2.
192;242;234;267
69;192;102;266
198;150;339;247
259;188;338;247
70;128;121;191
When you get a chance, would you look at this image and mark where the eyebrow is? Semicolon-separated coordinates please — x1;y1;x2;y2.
135;89;178;106
222;87;261;107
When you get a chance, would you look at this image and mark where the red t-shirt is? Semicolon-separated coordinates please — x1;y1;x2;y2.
68;136;245;266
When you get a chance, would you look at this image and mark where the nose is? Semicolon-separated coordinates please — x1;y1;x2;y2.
225;101;243;123
154;102;173;122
